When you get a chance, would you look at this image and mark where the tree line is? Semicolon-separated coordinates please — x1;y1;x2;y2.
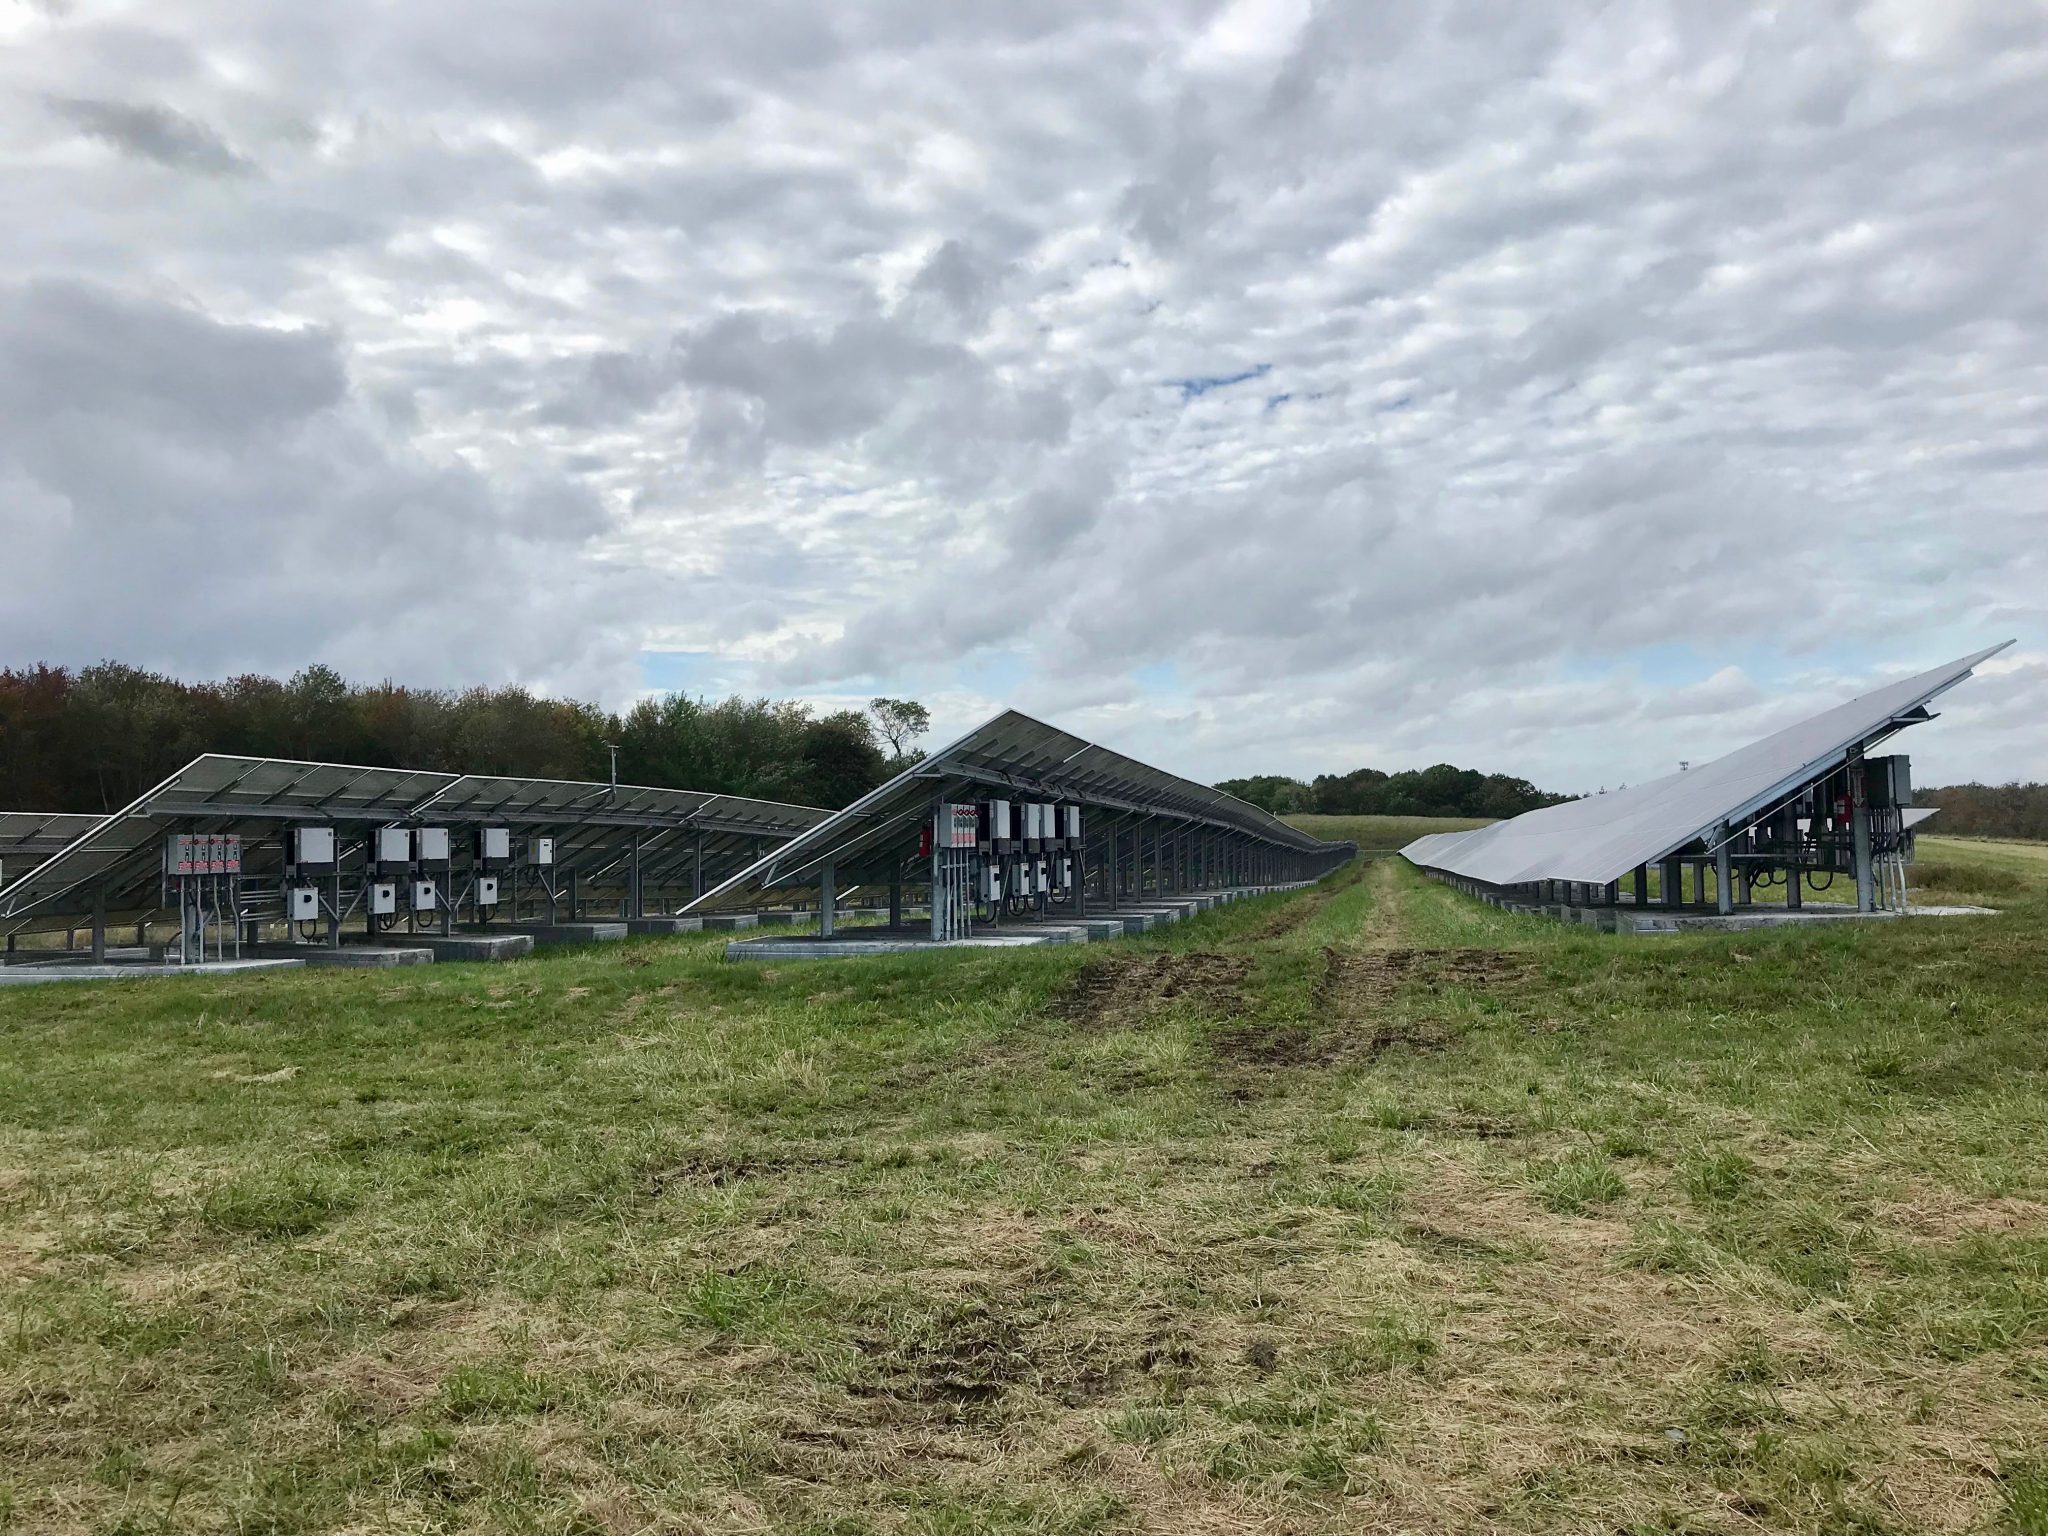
1217;764;1571;820
0;663;932;814
1915;782;2048;842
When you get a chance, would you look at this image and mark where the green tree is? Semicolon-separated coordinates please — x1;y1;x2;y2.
869;697;932;763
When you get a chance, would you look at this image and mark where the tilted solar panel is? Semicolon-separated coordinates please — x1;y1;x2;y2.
1401;643;2010;888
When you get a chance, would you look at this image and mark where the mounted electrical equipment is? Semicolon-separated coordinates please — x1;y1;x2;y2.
478;826;511;863
416;827;451;863
373;827;411;867
476;875;500;907
528;836;555;866
291;826;337;867
368;881;397;916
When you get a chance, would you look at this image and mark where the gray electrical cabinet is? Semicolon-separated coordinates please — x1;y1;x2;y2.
416;827;451;863
529;836;555;866
1864;755;1912;809
292;826;336;866
368;881;397;916
374;827;412;866
479;827;511;862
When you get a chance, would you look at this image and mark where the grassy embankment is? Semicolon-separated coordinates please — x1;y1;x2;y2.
2;824;2046;1534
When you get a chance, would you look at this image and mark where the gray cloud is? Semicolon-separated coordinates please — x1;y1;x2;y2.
50;96;251;174
0;0;2044;787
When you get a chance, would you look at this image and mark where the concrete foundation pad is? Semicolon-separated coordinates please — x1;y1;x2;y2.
0;958;306;986
727;930;1067;960
403;932;535;961
755;911;808;927
517;922;627;946
982;923;1092;944
254;944;433;967
1070;918;1137;940
625;916;704;935
701;913;759;931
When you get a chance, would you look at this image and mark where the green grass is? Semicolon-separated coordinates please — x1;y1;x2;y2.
3;843;2047;1533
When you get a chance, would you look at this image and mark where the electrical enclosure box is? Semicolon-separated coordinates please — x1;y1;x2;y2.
368;881;397;916
476;875;500;906
1864;755;1911;810
288;887;319;921
292;826;336;867
529;836;555;866
416;827;451;863
938;803;979;849
980;799;1010;852
980;866;1002;902
479;827;511;862
411;880;437;911
374;827;411;866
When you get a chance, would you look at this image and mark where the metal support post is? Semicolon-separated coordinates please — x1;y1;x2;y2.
819;863;836;938
1714;834;1733;916
1633;864;1649;905
90;888;106;963
888;878;902;929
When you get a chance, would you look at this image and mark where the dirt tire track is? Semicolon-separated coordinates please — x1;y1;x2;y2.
1054;952;1252;1029
1212;945;1529;1068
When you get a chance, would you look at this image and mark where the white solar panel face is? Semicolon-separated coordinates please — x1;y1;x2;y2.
1402;644;2009;887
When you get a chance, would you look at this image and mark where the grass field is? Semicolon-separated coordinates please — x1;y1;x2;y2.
3;834;2047;1534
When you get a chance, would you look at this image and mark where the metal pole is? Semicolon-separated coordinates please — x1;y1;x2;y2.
1714;834;1733;916
819;863;835;938
1852;789;1874;914
90;888;106;964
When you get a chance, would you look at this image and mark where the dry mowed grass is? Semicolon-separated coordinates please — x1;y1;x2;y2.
3;845;2047;1535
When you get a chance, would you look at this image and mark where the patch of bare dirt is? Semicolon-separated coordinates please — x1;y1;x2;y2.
639;1145;848;1195
1054;951;1251;1029
1211;947;1530;1069
1876;1186;2048;1243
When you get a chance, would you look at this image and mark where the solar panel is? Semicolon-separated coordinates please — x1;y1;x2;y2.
0;753;829;933
687;709;1355;912
1402;644;2011;888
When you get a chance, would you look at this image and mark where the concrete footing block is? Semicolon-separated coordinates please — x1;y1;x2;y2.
521;922;627;946
409;932;536;961
0;957;308;986
626;916;703;935
257;944;433;967
701;913;759;931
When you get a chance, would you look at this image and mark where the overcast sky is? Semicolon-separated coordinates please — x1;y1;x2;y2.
3;0;2044;792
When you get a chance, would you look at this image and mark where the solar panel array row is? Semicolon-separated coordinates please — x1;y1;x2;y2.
690;709;1356;911
0;755;829;933
1402;644;2009;889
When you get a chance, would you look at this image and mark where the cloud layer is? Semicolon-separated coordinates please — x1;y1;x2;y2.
2;0;2044;788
